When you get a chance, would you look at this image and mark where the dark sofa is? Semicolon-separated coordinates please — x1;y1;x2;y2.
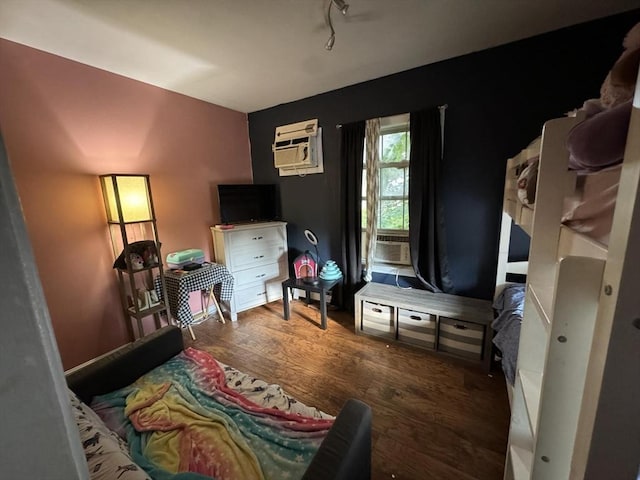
66;326;372;480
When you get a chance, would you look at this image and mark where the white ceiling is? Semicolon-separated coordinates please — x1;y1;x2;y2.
1;0;638;113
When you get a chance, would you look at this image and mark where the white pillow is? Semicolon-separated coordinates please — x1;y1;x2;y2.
69;390;150;480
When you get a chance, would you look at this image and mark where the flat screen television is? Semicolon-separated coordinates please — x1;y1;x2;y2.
217;184;280;224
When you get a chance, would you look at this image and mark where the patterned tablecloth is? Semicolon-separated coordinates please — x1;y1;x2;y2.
155;263;234;326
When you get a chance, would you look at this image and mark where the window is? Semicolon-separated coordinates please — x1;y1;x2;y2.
362;115;410;234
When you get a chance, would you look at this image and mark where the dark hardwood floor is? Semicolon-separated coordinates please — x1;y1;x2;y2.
183;299;510;480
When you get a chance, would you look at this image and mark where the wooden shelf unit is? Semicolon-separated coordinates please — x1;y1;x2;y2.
110;221;170;340
100;174;170;340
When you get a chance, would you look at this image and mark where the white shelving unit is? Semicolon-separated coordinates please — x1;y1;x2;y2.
354;282;494;370
501;87;640;479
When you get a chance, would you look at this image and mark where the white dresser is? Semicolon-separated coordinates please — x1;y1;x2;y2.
210;222;288;319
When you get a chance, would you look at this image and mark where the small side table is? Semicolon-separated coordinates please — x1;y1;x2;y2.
282;277;340;329
156;263;235;339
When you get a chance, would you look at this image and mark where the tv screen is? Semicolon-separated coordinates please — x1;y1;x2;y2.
217;184;279;224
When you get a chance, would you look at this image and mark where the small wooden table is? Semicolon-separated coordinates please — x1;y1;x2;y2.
156;263;235;339
281;277;341;329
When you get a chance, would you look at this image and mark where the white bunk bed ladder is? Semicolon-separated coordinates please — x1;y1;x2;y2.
504;113;584;480
524;114;583;330
572;76;640;480
531;256;604;479
515;114;582;424
505;74;640;480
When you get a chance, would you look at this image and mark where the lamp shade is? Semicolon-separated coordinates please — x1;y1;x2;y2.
100;174;153;223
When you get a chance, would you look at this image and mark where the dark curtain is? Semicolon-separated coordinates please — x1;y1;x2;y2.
408;107;454;293
340;121;366;312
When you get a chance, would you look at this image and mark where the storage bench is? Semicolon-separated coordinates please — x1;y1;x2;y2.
354;282;494;371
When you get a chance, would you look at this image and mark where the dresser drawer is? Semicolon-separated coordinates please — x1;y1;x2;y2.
234;283;269;312
229;243;286;271
227;226;285;248
234;278;284;312
360;301;395;339
397;308;436;349
438;317;484;359
233;260;286;288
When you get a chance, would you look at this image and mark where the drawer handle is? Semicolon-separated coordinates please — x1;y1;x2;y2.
257;292;266;296
453;324;467;330
372;307;383;313
410;315;422;321
253;255;265;259
256;273;266;278
252;236;264;241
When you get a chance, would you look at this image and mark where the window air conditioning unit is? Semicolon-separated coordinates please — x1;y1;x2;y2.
375;240;411;265
273;119;320;169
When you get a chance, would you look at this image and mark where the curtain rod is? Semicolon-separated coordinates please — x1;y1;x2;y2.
336;104;448;129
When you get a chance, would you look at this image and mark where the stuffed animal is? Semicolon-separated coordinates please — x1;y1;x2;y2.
142;246;159;267
113;240;157;269
600;22;640;108
128;253;145;270
567;22;639;171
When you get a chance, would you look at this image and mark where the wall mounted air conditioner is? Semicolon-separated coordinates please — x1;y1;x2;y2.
375;240;411;265
273;119;320;170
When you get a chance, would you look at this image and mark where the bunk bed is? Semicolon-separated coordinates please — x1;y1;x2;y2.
496;23;640;480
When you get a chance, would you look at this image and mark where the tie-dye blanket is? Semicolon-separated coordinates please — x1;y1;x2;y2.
90;348;334;480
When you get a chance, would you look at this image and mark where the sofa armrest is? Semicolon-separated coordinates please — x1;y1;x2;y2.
65;326;184;403
302;398;372;480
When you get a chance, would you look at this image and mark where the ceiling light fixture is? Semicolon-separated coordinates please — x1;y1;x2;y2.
333;0;349;15
325;0;349;51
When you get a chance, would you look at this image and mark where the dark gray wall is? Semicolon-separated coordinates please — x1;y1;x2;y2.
248;11;639;300
0;132;88;478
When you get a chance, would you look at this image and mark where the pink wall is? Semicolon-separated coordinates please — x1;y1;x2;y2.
0;39;253;369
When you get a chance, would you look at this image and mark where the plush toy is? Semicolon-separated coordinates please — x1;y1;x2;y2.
141;245;159;267
128;253;145;270
113;240;157;269
600;22;640;108
567;22;639;171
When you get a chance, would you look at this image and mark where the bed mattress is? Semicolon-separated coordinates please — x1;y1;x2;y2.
89;348;334;480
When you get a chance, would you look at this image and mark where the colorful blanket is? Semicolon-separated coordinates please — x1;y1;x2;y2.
91;348;334;480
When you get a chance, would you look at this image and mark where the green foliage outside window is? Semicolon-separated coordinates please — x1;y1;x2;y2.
381;132;408;163
362;130;410;232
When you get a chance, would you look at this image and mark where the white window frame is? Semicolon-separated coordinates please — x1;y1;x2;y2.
377;123;410;236
362;115;410;236
361;114;414;277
